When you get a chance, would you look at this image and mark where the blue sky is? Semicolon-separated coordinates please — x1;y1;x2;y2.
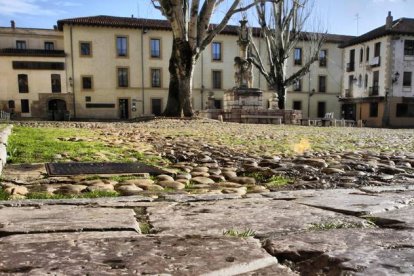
0;0;412;36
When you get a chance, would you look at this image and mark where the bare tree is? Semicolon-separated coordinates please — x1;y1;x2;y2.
248;0;325;109
151;0;276;117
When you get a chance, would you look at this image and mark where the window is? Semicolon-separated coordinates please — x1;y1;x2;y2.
347;49;355;71
319;50;327;67
403;72;412;87
396;103;414;117
293;79;302;91
85;96;91;102
404;40;414;56
82;76;93;90
21;99;29;113
150;39;161;58
214;100;222;109
372;71;379;95
318;75;326;92
16;40;26;49
370;103;378;117
117;68;129;88
294;48;302;65
293;101;302;111
51;74;61;93
18;74;29;93
151;68;161;87
44;42;54;51
317;101;326;118
374;42;381;57
212;70;222;89
116;36;128;57
358;74;362;87
365;74;368;89
360;48;364;63
8;100;15;109
212;42;222;61
366;46;370;62
79;42;92;56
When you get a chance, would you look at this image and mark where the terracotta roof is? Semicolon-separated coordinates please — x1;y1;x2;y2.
0;48;66;57
340;18;414;48
58;15;354;44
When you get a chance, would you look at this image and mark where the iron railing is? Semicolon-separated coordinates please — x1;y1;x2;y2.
0;111;10;121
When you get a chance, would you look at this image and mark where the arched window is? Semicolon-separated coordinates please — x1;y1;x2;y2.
365;74;368;89
366;46;370;62
358;75;362;87
360;48;364;63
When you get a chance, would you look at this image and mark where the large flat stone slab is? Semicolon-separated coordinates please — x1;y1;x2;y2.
295;189;413;216
148;198;368;237
364;205;414;229
0;206;140;234
0;233;281;275
264;229;414;275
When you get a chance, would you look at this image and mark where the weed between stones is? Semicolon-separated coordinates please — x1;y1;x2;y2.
223;228;256;238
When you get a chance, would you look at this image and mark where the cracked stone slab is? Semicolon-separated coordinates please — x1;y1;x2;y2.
148;198;368;237
0;233;278;275
0;195;154;207
359;184;414;194
363;205;414;229
161;193;242;202
264;229;414;275
295;189;413;216
0;206;140;235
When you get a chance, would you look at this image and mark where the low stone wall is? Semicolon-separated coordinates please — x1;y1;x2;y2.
0;125;13;176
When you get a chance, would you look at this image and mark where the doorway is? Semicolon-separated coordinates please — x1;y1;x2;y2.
317;101;326;118
119;99;129;120
48;99;67;121
151;98;162;116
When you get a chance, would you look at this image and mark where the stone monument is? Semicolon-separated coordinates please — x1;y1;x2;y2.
223;18;264;111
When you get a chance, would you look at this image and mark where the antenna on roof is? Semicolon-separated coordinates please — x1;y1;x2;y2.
355;13;360;35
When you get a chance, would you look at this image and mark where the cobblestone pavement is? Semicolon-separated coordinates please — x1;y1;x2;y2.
0;120;413;274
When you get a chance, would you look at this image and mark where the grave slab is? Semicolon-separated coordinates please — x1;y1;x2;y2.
264;229;414;275
0;233;281;276
148;198;368;237
0;206;140;234
295;189;413;216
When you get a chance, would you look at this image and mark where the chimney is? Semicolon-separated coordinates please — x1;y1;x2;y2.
10;20;15;29
386;11;393;30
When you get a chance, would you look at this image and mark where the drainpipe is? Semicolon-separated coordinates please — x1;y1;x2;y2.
141;27;145;114
70;26;77;118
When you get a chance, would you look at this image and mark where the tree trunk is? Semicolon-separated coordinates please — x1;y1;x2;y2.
278;86;286;110
163;44;181;117
163;39;195;117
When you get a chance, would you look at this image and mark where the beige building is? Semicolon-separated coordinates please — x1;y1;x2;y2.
0;15;353;121
0;21;72;119
340;12;414;128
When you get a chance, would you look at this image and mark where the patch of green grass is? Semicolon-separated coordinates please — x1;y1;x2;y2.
223;228;256;238
108;175;143;182
308;220;376;231
25;191;119;200
0;187;9;200
139;222;151;234
266;175;291;188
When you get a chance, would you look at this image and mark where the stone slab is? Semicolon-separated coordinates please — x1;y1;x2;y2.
148;198;368;237
364;205;414;229
0;233;278;275
0;206;140;234
295;189;413;216
2;163;46;182
359;184;414;194
262;189;320;200
0;195;154;207
162;193;242;202
264;229;414;275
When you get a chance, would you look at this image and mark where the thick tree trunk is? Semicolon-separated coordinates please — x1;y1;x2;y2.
163;44;181;117
163;39;195;117
278;86;286;110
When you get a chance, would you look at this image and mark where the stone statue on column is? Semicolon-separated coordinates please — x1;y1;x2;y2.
234;18;253;89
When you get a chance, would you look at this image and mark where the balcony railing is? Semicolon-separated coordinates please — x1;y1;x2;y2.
369;56;381;67
0;48;65;57
346;62;355;72
345;89;353;98
369;86;380;96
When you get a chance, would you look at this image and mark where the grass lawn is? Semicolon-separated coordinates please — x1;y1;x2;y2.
7;126;165;165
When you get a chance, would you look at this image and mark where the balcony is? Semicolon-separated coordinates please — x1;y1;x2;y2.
346;62;355;72
369;86;380;96
345;89;353;98
369;56;381;68
0;48;65;57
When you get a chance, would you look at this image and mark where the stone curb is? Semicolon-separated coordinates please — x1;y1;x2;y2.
0;125;13;175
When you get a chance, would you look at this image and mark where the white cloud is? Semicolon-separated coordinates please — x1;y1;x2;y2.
0;0;81;16
0;0;55;16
